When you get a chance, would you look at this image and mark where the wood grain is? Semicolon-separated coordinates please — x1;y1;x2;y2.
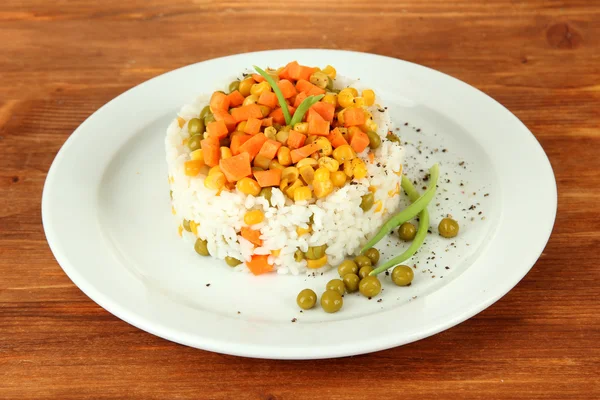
1;1;599;399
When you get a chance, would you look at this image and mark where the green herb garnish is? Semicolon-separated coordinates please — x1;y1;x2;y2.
253;65;291;125
290;94;324;126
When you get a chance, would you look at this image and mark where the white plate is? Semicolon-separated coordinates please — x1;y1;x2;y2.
42;49;556;359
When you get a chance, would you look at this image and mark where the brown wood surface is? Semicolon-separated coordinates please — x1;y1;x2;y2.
1;1;599;399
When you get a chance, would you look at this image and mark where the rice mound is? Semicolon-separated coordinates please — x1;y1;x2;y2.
166;74;404;275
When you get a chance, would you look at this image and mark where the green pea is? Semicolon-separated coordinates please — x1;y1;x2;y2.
228;80;240;93
194;238;209;256
225;256;242;267
392;265;414;286
259;187;273;207
188;118;205;135
438;218;459;238
204;113;215;125
305;244;327;260
359;276;381;298
360;193;375;211
398;222;417;241
321;290;343;313
343;274;360;293
337;260;358;277
355;255;372;268
358;265;374;280
187;134;203;151
297;289;317;310
199;105;211;119
366;130;381;149
182;219;191;232
364;248;380;265
326;279;345;296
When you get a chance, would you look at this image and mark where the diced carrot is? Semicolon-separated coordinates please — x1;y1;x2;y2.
261;117;273;127
227;90;245;107
343;107;366;127
210;91;230;113
293;92;308;108
287;61;317;82
308;118;330;136
291;143;320;163
254;169;282;187
213;110;236;132
306;108;324;123
201;136;220;167
368;152;375;164
257;139;282;160
246;254;273;275
287;130;306;149
310;102;335;122
231;104;263;123
269;105;296;125
239;133;268;160
230;133;251;156
350;129;370;153
241;227;263;247
206;120;229;139
258;91;279;109
348;126;362;141
252;73;265;83
278;65;291;80
219;152;252;182
277;80;297;99
244;117;262;135
296;79;325;95
327;128;349;148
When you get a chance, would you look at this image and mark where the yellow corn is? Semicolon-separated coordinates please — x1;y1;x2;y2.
317;156;339;172
293;186;313;202
236;177;261;196
299;165;315;185
177;116;185;128
369;185;377;193
322;93;337;107
271;249;281;257
204;171;226;190
315;137;333;156
264;126;277;140
362;89;375;106
331;171;346;187
242;94;259;106
220;147;232;160
250;81;271;97
277;146;292;166
190;149;204;161
286;179;304;198
279;177;289;192
305;135;318;146
190;220;198;236
338;88;355;108
238;77;254;97
282;166;299;182
296;158;318;169
258;105;271;117
184;160;204;177
314;167;330;182
244;210;265;225
237;121;248;132
276;129;290;144
332;144;356;163
374;200;383;212
178;225;183;237
309;71;329;89
313;180;334;198
310;152;320;161
352;158;368;179
343;160;354;177
293;122;309;134
296;225;312;236
347;87;358;97
269;160;285;170
208;165;222;176
388;182;400;197
322;65;337;79
307;255;328;269
352;97;366;107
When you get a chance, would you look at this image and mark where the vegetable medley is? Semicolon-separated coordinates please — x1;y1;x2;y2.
181;61;384;203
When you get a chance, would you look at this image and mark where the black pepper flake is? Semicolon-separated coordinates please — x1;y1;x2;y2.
206;283;211;287
469;205;476;210
442;149;447;152
291;318;297;323
445;266;450;270
237;311;241;314
404;122;408;126
377;299;383;303
416;129;421;132
459;161;465;166
484;193;490;197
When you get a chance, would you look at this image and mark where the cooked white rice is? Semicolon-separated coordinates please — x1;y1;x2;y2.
166;74;404;275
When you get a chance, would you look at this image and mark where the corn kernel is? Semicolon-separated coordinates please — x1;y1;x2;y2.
282;166;299;182
338;89;355;108
293;122;309;134
299;165;315;185
258;105;271;117
244;209;265;225
177;116;186;128
296;158;318;169
276;129;290;144
313;180;334;198
190;149;204;161
352;158;368;179
236;177;261;196
333;144;356;163
369;185;377;193
277;146;292;166
184;160;204;176
204;171;226;190
309;71;329;89
331;170;346;187
322;65;337;79
285;179;304;198
314;137;333;156
190;220;198;236
271;249;282;257
208;165;222;176
352;97;366;107
269;160;286;170
264;126;277;140
238;77;254;97
307;255;328;269
293;186;313;202
250;81;271;96
296;225;312;236
237;121;248;132
362;89;375;106
343;160;353;177
314;167;330;182
317;156;339;172
374;200;383;212
322;93;338;107
347;87;358;97
242;94;259;106
220;147;232;160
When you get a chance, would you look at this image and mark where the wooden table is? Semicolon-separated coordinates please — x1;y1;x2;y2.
1;1;599;398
